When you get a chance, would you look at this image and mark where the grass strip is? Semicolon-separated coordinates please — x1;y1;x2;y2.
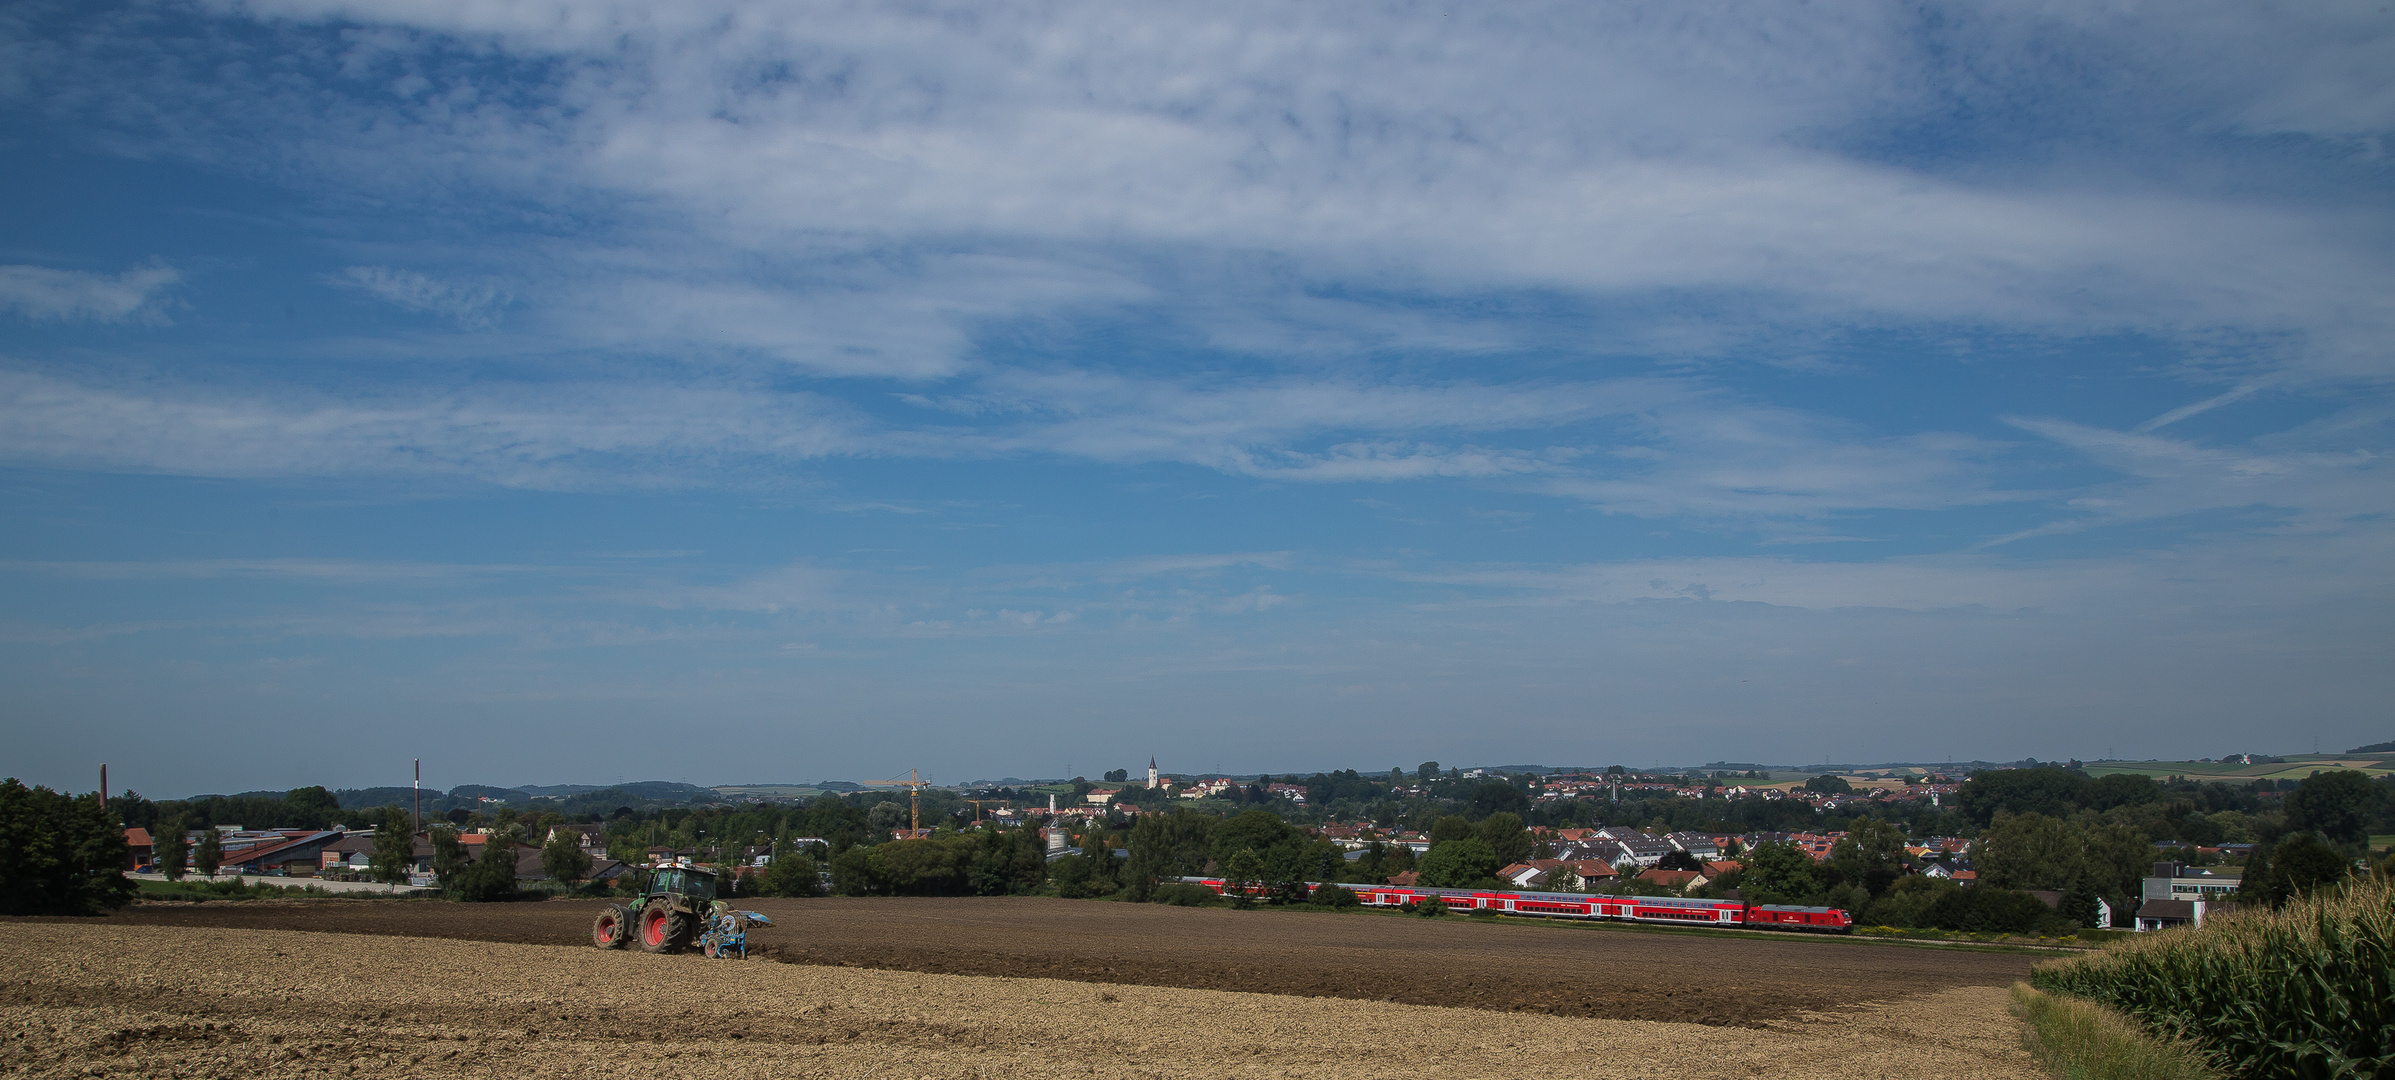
2010;983;2221;1080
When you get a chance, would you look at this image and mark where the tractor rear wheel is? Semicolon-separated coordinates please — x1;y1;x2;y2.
591;904;628;949
635;899;688;953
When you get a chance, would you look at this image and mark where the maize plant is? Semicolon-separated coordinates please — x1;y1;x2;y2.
2030;877;2393;1079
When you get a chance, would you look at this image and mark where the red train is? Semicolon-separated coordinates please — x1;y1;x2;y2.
1177;877;1852;931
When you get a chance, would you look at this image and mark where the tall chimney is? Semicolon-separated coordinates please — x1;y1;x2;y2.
99;764;107;810
413;759;421;836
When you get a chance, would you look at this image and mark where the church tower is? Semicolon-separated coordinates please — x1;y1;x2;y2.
1147;757;1160;790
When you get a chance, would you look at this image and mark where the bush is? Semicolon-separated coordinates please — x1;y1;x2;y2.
2031;877;2395;1077
1925;887;2070;935
1150;882;1218;906
1311;884;1360;909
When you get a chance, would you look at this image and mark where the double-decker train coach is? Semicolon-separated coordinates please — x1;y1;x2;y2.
1176;878;1853;932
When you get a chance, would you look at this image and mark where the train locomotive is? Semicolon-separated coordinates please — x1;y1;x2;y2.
1177;877;1852;931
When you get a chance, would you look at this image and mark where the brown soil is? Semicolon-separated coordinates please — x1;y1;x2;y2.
0;923;2043;1080
53;896;2033;1027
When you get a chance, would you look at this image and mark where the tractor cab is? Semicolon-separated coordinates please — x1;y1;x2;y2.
647;865;718;902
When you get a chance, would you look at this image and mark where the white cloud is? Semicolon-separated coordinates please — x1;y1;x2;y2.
10;1;2381;384
1995;416;2389;542
337;266;510;327
0;558;544;581
0;264;179;323
0;369;866;487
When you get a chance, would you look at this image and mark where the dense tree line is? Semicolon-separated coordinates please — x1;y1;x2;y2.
0;778;135;915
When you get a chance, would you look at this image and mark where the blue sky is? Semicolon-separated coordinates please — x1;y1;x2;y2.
3;0;2390;796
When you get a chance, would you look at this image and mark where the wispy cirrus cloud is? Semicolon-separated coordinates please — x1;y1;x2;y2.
336;266;511;328
0;369;866;487
0;264;179;323
1994;416;2388;543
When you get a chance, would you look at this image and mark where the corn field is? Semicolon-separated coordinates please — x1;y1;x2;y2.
2029;877;2394;1079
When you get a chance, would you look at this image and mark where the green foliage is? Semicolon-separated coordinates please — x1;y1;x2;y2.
829;845;874;895
1957;767;2092;826
1827;817;1906;897
1428;815;1475;844
1150;882;1218;906
1416;837;1499;888
1924;887;2067;934
2285;770;2376;846
451;830;520;902
2242;833;2353;907
762;852;821;897
1473;812;1532;865
1312;883;1360;908
154;818;188;882
1656;849;1702;872
2009;984;2224;1080
1803;774;1853;795
540;831;592;885
1052;838;1120;900
192;828;222;878
135;877;353;901
1222;848;1264;909
2032;877;2395;1078
1211;810;1296;866
282;786;339;830
370;806;415;886
1738;840;1824;904
821;828;1052;897
0;778;135;915
429;827;470;888
1860;875;1959;928
2087;773;2163;811
1122;810;1216;901
1469;782;1530;817
1975;811;2150;909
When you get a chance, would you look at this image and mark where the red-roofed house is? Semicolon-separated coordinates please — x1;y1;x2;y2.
123;828;153;871
1637;868;1701;891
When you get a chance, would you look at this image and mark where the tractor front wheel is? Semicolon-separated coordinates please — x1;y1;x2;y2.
591;904;628;949
635;900;688;954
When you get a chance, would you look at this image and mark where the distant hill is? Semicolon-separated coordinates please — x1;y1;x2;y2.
446;784;525;801
332;786;421;809
2348;740;2395;755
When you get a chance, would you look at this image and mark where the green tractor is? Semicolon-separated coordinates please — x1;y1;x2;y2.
592;861;767;955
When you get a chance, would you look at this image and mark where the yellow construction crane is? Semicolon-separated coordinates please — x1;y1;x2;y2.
866;769;931;837
962;798;1001;825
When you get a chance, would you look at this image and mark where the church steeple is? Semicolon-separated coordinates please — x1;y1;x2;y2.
1146;758;1160;790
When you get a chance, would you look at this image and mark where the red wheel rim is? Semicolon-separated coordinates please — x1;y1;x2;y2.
642;910;667;947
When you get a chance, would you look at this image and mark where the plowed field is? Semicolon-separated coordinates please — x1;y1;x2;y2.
0;923;2044;1080
53;896;2034;1027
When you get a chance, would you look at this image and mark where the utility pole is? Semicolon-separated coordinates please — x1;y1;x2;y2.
413;759;421;836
